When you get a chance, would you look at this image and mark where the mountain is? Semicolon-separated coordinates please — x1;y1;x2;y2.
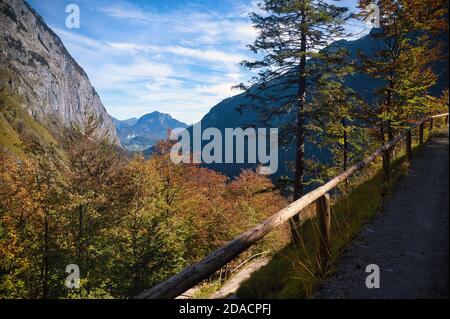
114;111;188;151
193;28;449;180
0;0;119;147
113;117;138;129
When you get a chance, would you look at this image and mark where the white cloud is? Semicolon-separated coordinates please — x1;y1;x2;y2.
96;4;156;24
54;28;107;51
50;1;259;124
106;42;245;65
165;46;244;64
234;0;266;18
94;61;174;87
98;2;257;46
107;42;146;54
194;83;236;96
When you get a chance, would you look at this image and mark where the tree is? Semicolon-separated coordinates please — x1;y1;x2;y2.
354;0;448;181
239;0;349;241
306;48;373;184
357;0;448;142
101;154;186;297
62;113;123;294
0;145;66;298
227;169;289;252
0;149;35;298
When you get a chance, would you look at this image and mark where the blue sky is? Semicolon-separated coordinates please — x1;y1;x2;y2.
28;0;367;124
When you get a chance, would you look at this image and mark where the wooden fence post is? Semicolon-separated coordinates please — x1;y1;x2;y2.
419;122;424;145
316;193;331;274
429;118;434;141
406;130;412;164
382;148;391;182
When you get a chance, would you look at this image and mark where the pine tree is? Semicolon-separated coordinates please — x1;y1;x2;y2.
239;0;349;241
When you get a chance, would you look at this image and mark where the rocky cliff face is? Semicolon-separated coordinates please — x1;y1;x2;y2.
0;0;119;143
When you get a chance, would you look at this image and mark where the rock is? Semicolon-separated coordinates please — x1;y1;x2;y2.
0;0;119;144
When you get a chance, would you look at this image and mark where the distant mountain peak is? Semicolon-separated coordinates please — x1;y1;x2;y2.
139;111;177;121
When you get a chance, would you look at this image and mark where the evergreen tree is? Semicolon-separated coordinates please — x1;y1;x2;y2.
239;0;349;241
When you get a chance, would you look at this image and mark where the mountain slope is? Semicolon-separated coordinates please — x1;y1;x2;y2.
115;111;188;151
0;0;118;145
113;117;138;129
194;29;449;180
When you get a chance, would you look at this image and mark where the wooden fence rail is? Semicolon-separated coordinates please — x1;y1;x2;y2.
137;113;449;299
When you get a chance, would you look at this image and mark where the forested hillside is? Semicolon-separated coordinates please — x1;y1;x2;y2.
0;73;288;298
0;127;288;298
0;0;288;298
0;0;448;300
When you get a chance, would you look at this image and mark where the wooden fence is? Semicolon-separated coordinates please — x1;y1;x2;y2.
137;113;449;299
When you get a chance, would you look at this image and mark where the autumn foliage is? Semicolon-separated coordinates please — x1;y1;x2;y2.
0;131;287;298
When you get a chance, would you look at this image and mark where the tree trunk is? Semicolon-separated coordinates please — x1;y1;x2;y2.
317;194;331;274
386;74;395;141
77;205;84;260
291;4;307;244
43;215;49;298
342;118;348;171
382;148;391;183
379;123;391;183
387;121;394;141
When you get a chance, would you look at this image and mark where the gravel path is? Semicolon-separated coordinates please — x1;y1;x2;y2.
315;132;449;299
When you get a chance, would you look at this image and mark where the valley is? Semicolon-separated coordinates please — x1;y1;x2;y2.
0;0;448;301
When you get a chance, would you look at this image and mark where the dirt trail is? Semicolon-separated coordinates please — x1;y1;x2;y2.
211;257;270;299
315;132;449;299
175;257;270;299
